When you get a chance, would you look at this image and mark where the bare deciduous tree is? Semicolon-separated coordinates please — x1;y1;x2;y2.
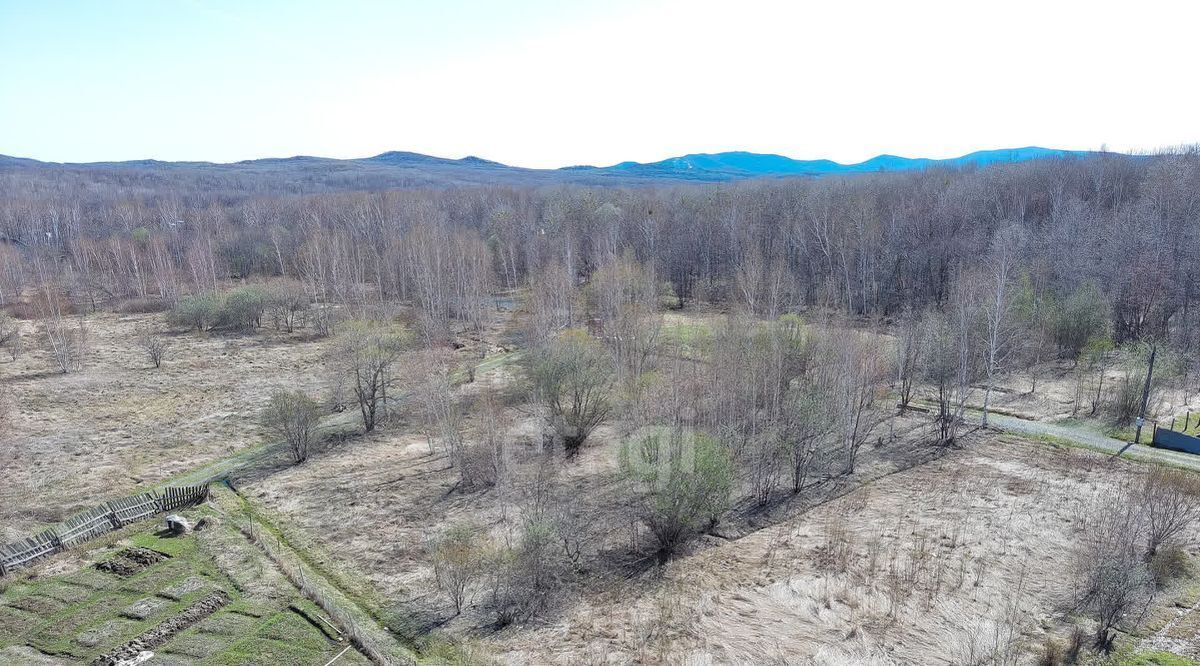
783;377;835;494
469;387;512;490
264;280;310;332
923;293;979;445
42;318;87;374
824;330;889;473
413;350;474;487
894;307;924;413
527;261;576;344
586;253;662;385
978;227;1024;427
331;323;409;432
32;284;87;374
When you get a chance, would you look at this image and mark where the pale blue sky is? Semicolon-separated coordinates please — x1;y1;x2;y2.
2;0;1197;167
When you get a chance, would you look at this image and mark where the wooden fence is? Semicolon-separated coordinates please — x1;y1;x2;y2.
0;484;209;577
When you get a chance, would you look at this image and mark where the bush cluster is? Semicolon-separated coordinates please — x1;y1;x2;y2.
167;283;311;333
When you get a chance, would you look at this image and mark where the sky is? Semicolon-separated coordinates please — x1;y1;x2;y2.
1;0;1198;168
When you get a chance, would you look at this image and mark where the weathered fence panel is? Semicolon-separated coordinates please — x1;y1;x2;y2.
56;504;117;548
158;485;209;512
107;493;160;527
0;483;210;577
0;530;61;575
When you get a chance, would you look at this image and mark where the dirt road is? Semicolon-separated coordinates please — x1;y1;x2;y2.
981;411;1200;472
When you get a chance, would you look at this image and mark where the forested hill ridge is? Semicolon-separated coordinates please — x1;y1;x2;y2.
564;146;1086;179
0;146;1090;191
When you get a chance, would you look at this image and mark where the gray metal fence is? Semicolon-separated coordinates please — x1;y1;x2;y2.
1152;426;1200;455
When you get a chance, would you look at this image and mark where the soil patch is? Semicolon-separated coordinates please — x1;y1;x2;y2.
95;547;169;578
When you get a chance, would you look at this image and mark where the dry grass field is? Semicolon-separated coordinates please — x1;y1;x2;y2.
4;307;1200;665
1;311;335;539
484;437;1158;664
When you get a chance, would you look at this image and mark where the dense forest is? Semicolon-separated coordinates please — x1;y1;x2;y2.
2;150;1197;350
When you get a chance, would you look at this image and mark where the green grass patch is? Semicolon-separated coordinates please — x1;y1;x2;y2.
0;605;40;642
221;484;393;628
30;594;144;658
34;581;93;605
1175;579;1200;609
159;627;236;659
223;596;277;619
256;607;333;647
660;319;713;357
1105;423;1140;443
210;605;344;666
193;610;259;637
117;559;191;594
1112;650;1198;666
61;566;119;591
132;530;198;558
0;515;253;661
210;637;338;666
8;592;69;617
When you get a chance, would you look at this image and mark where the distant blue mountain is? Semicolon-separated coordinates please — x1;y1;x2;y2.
594;147;1085;180
0;146;1093;187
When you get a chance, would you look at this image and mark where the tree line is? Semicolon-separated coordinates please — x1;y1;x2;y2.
2;150;1199;351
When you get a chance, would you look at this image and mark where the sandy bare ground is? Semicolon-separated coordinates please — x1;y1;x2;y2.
482;436;1163;665
977;358;1200;427
0;311;334;538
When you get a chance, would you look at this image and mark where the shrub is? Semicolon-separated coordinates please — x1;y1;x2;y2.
622;430;734;559
1109;371;1144;426
1140;468;1200;557
1149;545;1191;585
116;298;169;314
525;329;614;453
168;294;222;331
428;524;484;616
0;313;20;361
261;390;322;463
264;281;310;332
309;304;340;338
330;322;412;432
220;287;266;330
1035;638;1063;666
1064;627;1085;663
484;520;563;626
1072;494;1155;650
42;318;87;373
1053;284;1110;358
137;329;169;368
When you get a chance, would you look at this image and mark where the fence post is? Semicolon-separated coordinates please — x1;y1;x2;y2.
47;529;64;554
105;502;123;530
